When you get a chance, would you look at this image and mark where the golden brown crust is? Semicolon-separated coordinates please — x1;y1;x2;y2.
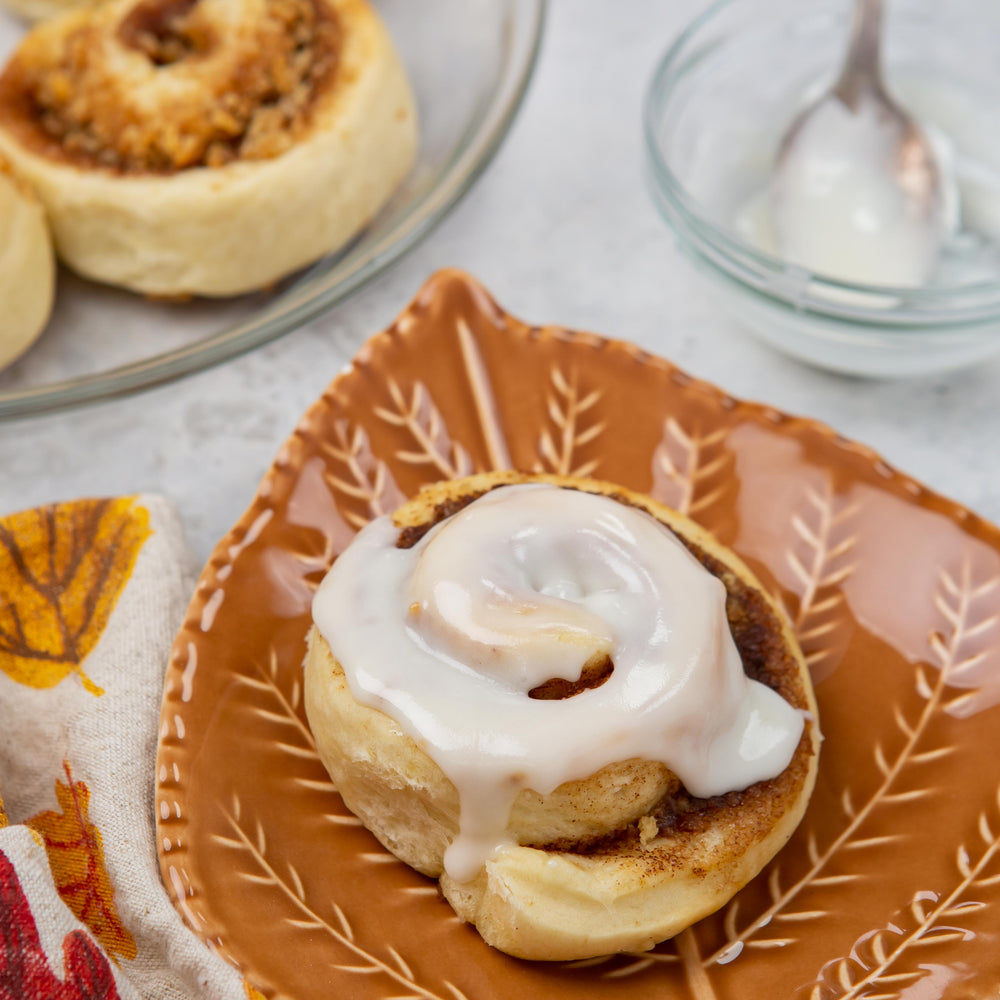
0;154;55;369
0;150;36;199
0;0;342;173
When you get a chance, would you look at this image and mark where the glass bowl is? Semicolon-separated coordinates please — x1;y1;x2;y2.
643;0;1000;378
0;0;546;419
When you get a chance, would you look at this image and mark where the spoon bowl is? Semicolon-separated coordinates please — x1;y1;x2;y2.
772;0;949;287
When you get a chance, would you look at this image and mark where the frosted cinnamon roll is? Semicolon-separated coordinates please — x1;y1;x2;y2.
0;154;54;369
304;472;820;961
0;0;416;295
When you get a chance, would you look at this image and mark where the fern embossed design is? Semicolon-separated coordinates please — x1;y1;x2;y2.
810;788;1000;1000
663;539;997;990
783;481;860;684
227;646;342;798
375;379;474;480
649;418;735;534
216;795;470;1000
534;367;604;477
322;420;406;531
650;419;726;517
930;556;1000;718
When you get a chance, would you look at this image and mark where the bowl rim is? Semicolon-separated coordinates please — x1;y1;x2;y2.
0;0;549;421
642;0;1000;330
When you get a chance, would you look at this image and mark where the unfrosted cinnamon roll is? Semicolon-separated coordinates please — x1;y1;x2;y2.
304;472;820;961
0;154;54;369
0;0;416;296
1;0;103;27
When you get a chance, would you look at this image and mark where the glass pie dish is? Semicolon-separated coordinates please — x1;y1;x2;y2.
0;0;545;419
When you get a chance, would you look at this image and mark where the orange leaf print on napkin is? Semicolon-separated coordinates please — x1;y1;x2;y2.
28;762;138;965
0;783;6;829
0;497;150;696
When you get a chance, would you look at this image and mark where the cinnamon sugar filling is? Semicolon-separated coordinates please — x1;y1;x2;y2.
0;0;341;173
119;0;213;66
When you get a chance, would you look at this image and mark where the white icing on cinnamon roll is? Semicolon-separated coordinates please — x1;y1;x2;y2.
304;472;820;961
312;484;804;882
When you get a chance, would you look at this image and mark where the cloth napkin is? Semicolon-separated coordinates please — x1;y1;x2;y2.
0;495;254;1000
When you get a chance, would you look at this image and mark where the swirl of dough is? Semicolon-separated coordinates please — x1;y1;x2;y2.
0;155;54;369
305;472;821;960
0;0;416;294
314;480;804;879
12;0;340;172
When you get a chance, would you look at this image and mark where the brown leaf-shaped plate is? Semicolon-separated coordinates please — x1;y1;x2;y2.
157;270;1000;1000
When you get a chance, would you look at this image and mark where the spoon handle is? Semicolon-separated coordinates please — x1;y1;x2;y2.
834;0;885;107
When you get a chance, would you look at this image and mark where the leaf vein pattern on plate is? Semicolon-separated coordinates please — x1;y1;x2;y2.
233;646;315;752
375;379;474;480
809;785;1000;999
455;318;511;472
783;480;860;684
215;797;466;1000
322;419;406;530
689;542;988;973
534;367;604;478
230;645;341;799
929;554;1000;718
649;418;732;527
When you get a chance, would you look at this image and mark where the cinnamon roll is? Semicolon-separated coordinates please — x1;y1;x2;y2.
1;0;103;27
0;154;54;369
0;0;416;296
304;472;820;961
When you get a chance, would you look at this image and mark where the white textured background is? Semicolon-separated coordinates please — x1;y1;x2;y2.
1;0;998;562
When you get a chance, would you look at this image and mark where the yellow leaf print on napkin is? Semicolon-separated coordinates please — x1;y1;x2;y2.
28;762;138;965
0;782;6;829
244;982;267;1000
0;498;150;696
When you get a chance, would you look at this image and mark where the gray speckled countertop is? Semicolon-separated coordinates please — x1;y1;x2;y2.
1;0;998;563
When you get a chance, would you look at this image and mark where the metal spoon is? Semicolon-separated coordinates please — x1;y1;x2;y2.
772;0;948;286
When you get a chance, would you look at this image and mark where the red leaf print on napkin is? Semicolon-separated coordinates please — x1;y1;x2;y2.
0;850;121;1000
